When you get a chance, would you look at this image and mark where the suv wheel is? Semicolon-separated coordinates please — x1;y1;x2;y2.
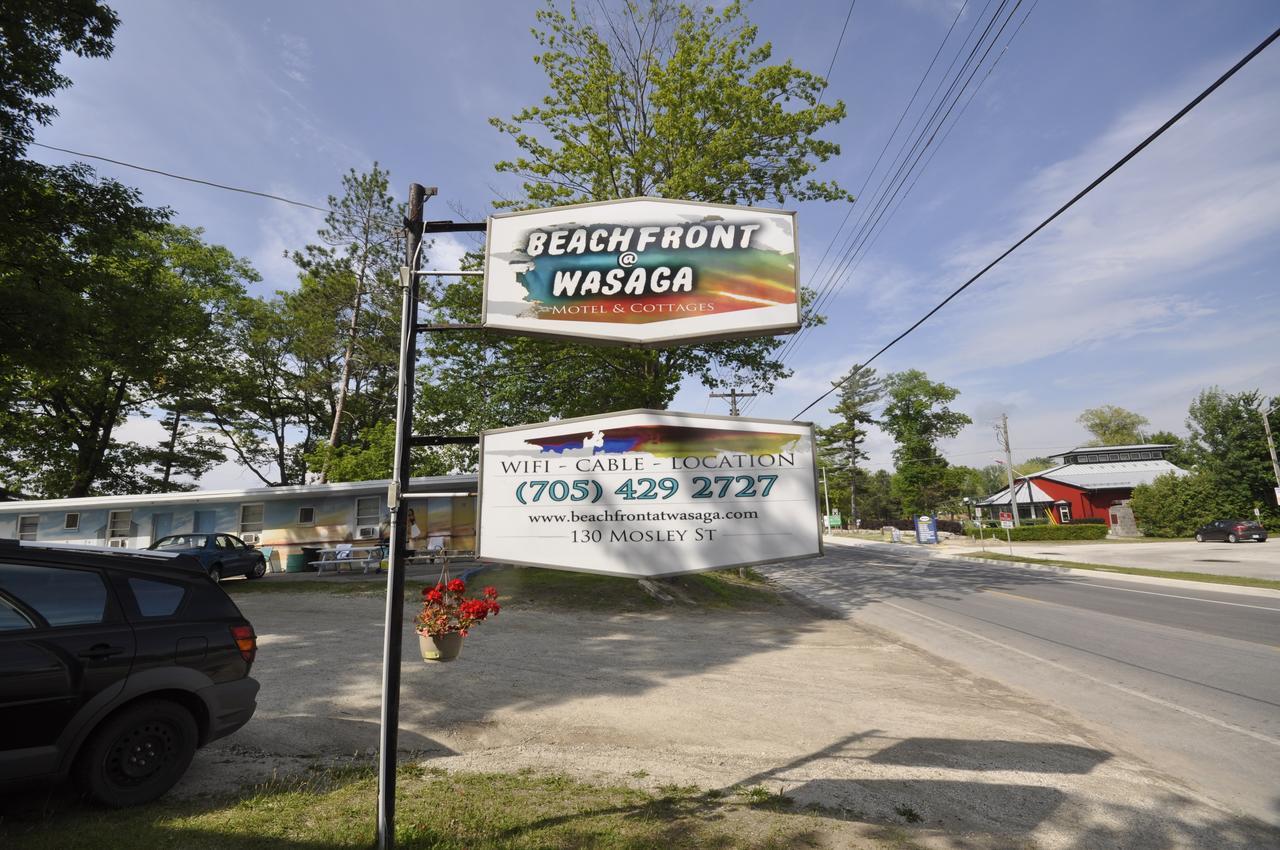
1227;533;1238;544
208;565;222;582
75;699;198;807
1195;533;1203;542
248;557;267;579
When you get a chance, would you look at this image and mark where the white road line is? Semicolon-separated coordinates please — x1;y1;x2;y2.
1074;582;1280;612
878;599;1280;749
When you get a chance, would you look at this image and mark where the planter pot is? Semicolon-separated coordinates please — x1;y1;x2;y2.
418;631;463;662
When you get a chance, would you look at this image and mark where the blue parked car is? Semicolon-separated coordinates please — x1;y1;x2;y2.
147;533;267;581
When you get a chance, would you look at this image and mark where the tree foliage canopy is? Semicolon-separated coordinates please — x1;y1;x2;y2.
1076;405;1149;446
419;0;849;451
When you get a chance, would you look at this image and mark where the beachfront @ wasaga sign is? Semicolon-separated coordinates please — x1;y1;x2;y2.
482;197;800;346
476;410;822;577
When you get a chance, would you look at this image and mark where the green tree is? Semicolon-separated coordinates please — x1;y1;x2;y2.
422;0;849;439
202;296;309;487
880;370;972;515
1182;388;1277;521
0;225;255;497
1144;429;1191;468
290;165;403;473
1129;470;1220;537
1077;405;1149;446
0;0;118;159
815;367;881;522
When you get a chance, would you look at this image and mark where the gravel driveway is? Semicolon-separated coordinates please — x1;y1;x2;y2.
178;583;1278;850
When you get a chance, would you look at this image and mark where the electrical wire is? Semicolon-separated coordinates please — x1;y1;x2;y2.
792;24;1280;421
767;0;1024;384
26;139;406;233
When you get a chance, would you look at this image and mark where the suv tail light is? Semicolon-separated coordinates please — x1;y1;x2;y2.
230;624;257;664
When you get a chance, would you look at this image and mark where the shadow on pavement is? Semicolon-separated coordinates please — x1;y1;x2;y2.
866;737;1112;773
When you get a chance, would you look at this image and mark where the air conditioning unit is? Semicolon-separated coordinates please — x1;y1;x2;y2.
241;532;261;545
356;526;379;539
107;538;129;548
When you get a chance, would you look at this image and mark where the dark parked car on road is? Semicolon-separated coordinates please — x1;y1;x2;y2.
0;540;259;806
1194;519;1268;543
147;533;267;582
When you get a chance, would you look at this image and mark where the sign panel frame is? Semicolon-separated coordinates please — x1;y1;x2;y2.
476;408;823;577
482;197;801;348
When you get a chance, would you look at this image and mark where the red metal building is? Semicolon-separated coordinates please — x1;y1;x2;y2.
977;444;1186;526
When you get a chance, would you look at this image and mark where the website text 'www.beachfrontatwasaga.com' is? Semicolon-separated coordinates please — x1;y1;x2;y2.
527;508;758;525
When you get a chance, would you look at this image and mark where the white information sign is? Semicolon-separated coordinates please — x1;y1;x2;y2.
483;197;800;347
477;409;821;577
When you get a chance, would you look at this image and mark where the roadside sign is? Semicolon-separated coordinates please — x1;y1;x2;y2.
999;511;1014;530
826;513;842;529
477;409;820;576
1275;486;1280;506
483;197;800;347
914;514;939;544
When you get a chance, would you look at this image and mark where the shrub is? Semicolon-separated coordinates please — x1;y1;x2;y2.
1130;471;1221;537
1004;524;1109;541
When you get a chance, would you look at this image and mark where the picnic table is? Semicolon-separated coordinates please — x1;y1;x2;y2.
313;544;384;574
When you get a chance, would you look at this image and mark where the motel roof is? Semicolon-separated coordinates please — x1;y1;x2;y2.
0;474;478;514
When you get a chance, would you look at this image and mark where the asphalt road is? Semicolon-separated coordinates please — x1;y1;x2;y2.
761;540;1280;826
989;539;1280;580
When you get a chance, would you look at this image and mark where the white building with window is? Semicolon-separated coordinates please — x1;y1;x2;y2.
0;476;476;570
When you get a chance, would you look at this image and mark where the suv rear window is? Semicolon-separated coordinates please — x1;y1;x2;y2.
128;577;187;617
0;563;108;626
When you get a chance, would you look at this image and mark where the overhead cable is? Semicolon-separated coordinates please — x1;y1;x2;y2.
792;24;1280;420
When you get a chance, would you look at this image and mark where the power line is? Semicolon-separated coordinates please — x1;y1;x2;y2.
817;0;858;108
756;0;1035;414
778;0;970;377
792;24;1280;421
778;0;1029;371
26;139;407;234
28;140;332;213
769;0;1028;385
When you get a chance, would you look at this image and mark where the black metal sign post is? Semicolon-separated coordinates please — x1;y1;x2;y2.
376;184;486;850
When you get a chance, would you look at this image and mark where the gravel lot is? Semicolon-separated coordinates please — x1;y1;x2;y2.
179;581;1277;849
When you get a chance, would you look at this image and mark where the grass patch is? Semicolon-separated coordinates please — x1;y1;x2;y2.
225;566;785;612
962;552;1280;590
0;766;895;849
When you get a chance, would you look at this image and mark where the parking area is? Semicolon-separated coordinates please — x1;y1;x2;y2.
964;539;1279;580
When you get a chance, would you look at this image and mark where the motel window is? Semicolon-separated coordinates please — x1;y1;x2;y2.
239;503;265;535
298;506;316;526
355;496;380;528
1059;505;1071;524
64;512;80;531
1119;452;1132;461
17;515;39;541
107;510;131;540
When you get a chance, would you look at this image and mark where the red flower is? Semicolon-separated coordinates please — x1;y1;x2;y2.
415;578;500;638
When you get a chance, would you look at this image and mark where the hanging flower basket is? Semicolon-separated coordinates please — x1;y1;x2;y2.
418;631;463;662
414;578;500;663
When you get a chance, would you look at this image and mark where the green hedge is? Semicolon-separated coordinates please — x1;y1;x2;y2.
1000;524;1109;541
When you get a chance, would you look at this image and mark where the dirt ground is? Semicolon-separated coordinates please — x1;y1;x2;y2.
179;584;1277;850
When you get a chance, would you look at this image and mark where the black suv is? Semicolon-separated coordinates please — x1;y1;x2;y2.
0;540;259;806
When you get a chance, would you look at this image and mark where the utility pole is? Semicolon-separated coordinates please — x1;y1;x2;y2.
996;414;1021;527
821;466;831;521
711;387;757;416
1262;399;1280;499
849;459;857;528
377;182;431;850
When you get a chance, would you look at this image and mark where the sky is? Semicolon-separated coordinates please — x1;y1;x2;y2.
29;0;1280;488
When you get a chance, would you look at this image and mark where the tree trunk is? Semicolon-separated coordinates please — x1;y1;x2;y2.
161;407;182;488
68;376;129;498
322;259;370;482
